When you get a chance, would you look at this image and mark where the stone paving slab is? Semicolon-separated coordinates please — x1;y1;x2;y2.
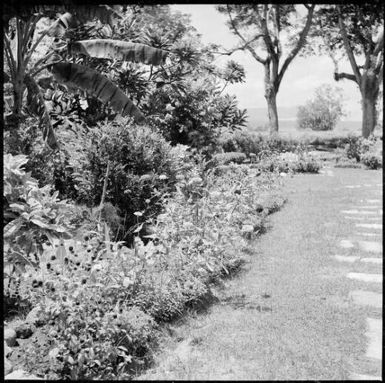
366;199;381;203
341;210;380;215
352;206;382;209
346;273;382;283
339;239;355;249
358;241;382;253
350;291;382;308
334;255;359;263
349;372;382;380
356;232;381;237
361;258;382;264
365;318;382;360
355;223;382;230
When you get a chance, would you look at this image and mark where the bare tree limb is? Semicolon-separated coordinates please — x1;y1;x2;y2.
337;6;362;85
209;34;265;56
276;4;315;88
334;72;357;82
226;5;267;64
259;4;276;57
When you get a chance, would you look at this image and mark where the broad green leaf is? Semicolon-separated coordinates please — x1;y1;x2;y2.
50;63;145;123
9;203;26;213
24;75;59;150
4;219;24;238
69;39;168;66
30;218;51;229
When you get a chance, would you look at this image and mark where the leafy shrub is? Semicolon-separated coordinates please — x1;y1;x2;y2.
294;155;322;173
360;137;382;169
258;151;321;174
211;151;247;166
344;136;363;161
218;130;307;158
3;154;76;298
20;119;201;244
147;78;247;155
361;152;382;169
297;84;346;131
343;135;382;169
11;158;287;379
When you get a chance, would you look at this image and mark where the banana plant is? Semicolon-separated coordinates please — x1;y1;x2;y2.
3;5;168;150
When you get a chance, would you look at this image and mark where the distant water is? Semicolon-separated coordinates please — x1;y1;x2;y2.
246;119;362;134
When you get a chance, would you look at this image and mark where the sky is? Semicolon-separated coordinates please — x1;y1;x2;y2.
171;4;363;120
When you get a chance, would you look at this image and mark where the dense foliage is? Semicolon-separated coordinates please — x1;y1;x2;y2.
5;160;286;379
343;135;383;169
297;85;345;131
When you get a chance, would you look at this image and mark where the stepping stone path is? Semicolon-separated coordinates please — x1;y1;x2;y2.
365;318;382;360
341;209;381;215
341;180;382;380
351;206;381;209
334;255;359;263
339;239;354;249
350;291;382;309
349;372;382;380
360;258;382;264
355;223;382;230
326;171;382;380
356;232;380;237
334;255;382;265
358;241;382;253
346;273;382;283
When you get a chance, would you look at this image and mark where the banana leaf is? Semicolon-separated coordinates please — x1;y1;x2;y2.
4;4;121;28
24;74;59;150
69;39;168;66
50;62;145;123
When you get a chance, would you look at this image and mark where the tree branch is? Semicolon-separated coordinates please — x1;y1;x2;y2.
209;34;265;56
226;5;267;64
334;72;357;83
276;4;315;88
337;6;362;85
259;4;276;57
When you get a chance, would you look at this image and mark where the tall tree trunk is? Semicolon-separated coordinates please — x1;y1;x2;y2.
265;90;279;134
360;76;379;138
264;63;279;134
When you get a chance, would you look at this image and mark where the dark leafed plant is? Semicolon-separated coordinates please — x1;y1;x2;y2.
3;4;168;149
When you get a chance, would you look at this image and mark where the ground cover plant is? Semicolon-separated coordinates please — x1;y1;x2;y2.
4;154;286;379
338;135;383;169
216;131;321;174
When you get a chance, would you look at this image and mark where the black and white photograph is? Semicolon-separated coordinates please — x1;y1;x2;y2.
3;1;383;380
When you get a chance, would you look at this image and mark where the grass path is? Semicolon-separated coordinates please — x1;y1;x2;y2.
136;166;382;380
